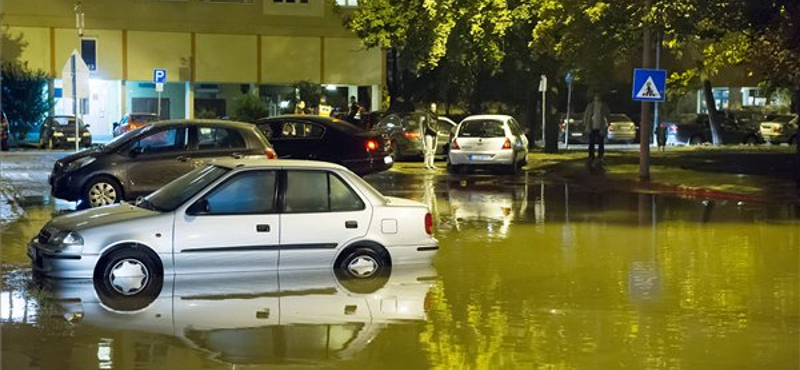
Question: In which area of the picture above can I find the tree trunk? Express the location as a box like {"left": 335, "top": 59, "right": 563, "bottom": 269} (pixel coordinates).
{"left": 703, "top": 79, "right": 722, "bottom": 145}
{"left": 794, "top": 89, "right": 800, "bottom": 198}
{"left": 544, "top": 88, "right": 559, "bottom": 153}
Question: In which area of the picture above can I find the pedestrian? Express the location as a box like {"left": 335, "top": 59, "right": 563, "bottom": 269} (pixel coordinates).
{"left": 294, "top": 100, "right": 307, "bottom": 115}
{"left": 582, "top": 93, "right": 610, "bottom": 168}
{"left": 1, "top": 112, "right": 9, "bottom": 152}
{"left": 317, "top": 96, "right": 332, "bottom": 117}
{"left": 656, "top": 122, "right": 667, "bottom": 151}
{"left": 346, "top": 96, "right": 361, "bottom": 122}
{"left": 423, "top": 103, "right": 439, "bottom": 170}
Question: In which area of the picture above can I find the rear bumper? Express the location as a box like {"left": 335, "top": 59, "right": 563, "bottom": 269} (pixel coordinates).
{"left": 448, "top": 149, "right": 517, "bottom": 166}
{"left": 761, "top": 132, "right": 793, "bottom": 143}
{"left": 342, "top": 154, "right": 394, "bottom": 175}
{"left": 607, "top": 132, "right": 636, "bottom": 142}
{"left": 387, "top": 240, "right": 438, "bottom": 265}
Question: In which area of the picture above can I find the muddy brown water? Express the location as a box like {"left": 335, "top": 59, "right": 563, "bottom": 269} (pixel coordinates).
{"left": 2, "top": 171, "right": 798, "bottom": 369}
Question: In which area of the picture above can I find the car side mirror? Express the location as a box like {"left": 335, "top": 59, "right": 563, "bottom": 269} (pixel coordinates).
{"left": 187, "top": 199, "right": 210, "bottom": 216}
{"left": 84, "top": 124, "right": 91, "bottom": 128}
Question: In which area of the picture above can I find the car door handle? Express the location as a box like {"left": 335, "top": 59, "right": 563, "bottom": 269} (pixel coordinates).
{"left": 256, "top": 224, "right": 271, "bottom": 233}
{"left": 345, "top": 220, "right": 358, "bottom": 229}
{"left": 176, "top": 156, "right": 191, "bottom": 162}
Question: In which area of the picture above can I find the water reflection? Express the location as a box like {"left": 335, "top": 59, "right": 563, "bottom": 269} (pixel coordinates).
{"left": 3, "top": 266, "right": 437, "bottom": 368}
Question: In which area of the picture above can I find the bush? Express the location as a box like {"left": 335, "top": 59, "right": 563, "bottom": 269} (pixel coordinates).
{"left": 232, "top": 93, "right": 269, "bottom": 123}
{"left": 1, "top": 62, "right": 53, "bottom": 140}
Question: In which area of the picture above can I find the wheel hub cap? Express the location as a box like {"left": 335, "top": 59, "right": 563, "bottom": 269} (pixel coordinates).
{"left": 89, "top": 183, "right": 117, "bottom": 207}
{"left": 347, "top": 256, "right": 378, "bottom": 277}
{"left": 109, "top": 259, "right": 149, "bottom": 295}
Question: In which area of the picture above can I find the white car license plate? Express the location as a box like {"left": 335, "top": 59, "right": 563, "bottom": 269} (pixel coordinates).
{"left": 571, "top": 133, "right": 583, "bottom": 137}
{"left": 67, "top": 137, "right": 77, "bottom": 142}
{"left": 384, "top": 156, "right": 393, "bottom": 164}
{"left": 470, "top": 154, "right": 492, "bottom": 161}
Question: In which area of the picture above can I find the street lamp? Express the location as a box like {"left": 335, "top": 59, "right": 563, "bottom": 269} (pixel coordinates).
{"left": 73, "top": 2, "right": 84, "bottom": 151}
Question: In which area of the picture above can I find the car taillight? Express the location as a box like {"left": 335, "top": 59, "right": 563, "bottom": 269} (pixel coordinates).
{"left": 773, "top": 126, "right": 781, "bottom": 133}
{"left": 264, "top": 148, "right": 277, "bottom": 159}
{"left": 403, "top": 132, "right": 421, "bottom": 139}
{"left": 451, "top": 139, "right": 460, "bottom": 150}
{"left": 502, "top": 138, "right": 512, "bottom": 149}
{"left": 365, "top": 139, "right": 379, "bottom": 152}
{"left": 669, "top": 124, "right": 677, "bottom": 132}
{"left": 425, "top": 212, "right": 433, "bottom": 235}
{"left": 608, "top": 125, "right": 615, "bottom": 131}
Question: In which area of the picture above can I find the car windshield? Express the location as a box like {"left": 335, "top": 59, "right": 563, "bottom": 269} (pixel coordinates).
{"left": 458, "top": 120, "right": 506, "bottom": 138}
{"left": 51, "top": 117, "right": 84, "bottom": 127}
{"left": 144, "top": 165, "right": 230, "bottom": 212}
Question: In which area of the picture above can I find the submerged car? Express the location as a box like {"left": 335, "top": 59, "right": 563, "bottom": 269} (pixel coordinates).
{"left": 30, "top": 159, "right": 438, "bottom": 288}
{"left": 373, "top": 112, "right": 455, "bottom": 160}
{"left": 255, "top": 115, "right": 393, "bottom": 175}
{"left": 447, "top": 115, "right": 529, "bottom": 174}
{"left": 49, "top": 119, "right": 276, "bottom": 208}
{"left": 759, "top": 114, "right": 798, "bottom": 145}
{"left": 39, "top": 115, "right": 92, "bottom": 149}
{"left": 664, "top": 113, "right": 761, "bottom": 146}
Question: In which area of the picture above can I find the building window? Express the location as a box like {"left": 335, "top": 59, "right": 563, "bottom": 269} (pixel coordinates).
{"left": 336, "top": 0, "right": 358, "bottom": 6}
{"left": 274, "top": 0, "right": 309, "bottom": 3}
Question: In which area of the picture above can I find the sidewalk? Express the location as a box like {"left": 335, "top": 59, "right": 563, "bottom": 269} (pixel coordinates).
{"left": 530, "top": 146, "right": 799, "bottom": 204}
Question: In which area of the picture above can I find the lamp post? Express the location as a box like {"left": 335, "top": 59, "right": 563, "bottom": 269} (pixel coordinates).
{"left": 73, "top": 2, "right": 85, "bottom": 151}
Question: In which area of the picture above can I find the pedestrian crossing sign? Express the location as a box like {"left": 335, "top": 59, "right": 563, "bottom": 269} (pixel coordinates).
{"left": 632, "top": 68, "right": 666, "bottom": 102}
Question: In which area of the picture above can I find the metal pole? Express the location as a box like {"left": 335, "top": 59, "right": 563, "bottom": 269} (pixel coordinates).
{"left": 71, "top": 54, "right": 79, "bottom": 152}
{"left": 565, "top": 80, "right": 573, "bottom": 149}
{"left": 541, "top": 76, "right": 547, "bottom": 147}
{"left": 653, "top": 32, "right": 661, "bottom": 146}
{"left": 157, "top": 91, "right": 162, "bottom": 118}
{"left": 639, "top": 0, "right": 652, "bottom": 181}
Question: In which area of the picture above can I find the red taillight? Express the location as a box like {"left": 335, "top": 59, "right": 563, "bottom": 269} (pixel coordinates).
{"left": 365, "top": 139, "right": 379, "bottom": 152}
{"left": 451, "top": 139, "right": 460, "bottom": 150}
{"left": 264, "top": 148, "right": 277, "bottom": 159}
{"left": 403, "top": 132, "right": 421, "bottom": 139}
{"left": 502, "top": 138, "right": 512, "bottom": 149}
{"left": 669, "top": 124, "right": 677, "bottom": 132}
{"left": 425, "top": 212, "right": 433, "bottom": 235}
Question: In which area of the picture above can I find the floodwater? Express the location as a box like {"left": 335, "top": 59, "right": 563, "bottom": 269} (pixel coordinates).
{"left": 2, "top": 170, "right": 798, "bottom": 370}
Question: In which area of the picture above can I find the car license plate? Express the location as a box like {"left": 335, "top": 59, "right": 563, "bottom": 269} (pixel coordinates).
{"left": 571, "top": 133, "right": 583, "bottom": 137}
{"left": 67, "top": 137, "right": 77, "bottom": 142}
{"left": 384, "top": 156, "right": 393, "bottom": 165}
{"left": 470, "top": 154, "right": 492, "bottom": 161}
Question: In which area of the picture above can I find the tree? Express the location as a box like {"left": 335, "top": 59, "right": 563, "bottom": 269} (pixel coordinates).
{"left": 1, "top": 62, "right": 53, "bottom": 140}
{"left": 231, "top": 93, "right": 269, "bottom": 123}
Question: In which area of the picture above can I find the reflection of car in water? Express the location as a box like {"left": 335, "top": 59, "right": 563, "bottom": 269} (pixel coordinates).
{"left": 36, "top": 265, "right": 436, "bottom": 366}
{"left": 446, "top": 180, "right": 529, "bottom": 237}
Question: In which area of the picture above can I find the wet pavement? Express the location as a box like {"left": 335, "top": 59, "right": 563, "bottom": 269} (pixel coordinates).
{"left": 1, "top": 160, "right": 799, "bottom": 369}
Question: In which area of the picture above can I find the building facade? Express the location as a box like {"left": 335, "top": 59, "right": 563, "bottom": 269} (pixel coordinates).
{"left": 2, "top": 0, "right": 382, "bottom": 140}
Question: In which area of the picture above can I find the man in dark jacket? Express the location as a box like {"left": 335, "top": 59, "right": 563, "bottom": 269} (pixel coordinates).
{"left": 423, "top": 103, "right": 439, "bottom": 170}
{"left": 582, "top": 93, "right": 611, "bottom": 167}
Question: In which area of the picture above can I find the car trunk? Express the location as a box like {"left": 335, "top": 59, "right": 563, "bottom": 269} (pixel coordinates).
{"left": 456, "top": 120, "right": 508, "bottom": 152}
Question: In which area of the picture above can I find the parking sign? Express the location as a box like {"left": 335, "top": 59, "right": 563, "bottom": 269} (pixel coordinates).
{"left": 153, "top": 69, "right": 167, "bottom": 84}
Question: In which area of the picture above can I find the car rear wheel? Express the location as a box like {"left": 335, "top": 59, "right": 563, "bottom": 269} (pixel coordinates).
{"left": 94, "top": 246, "right": 163, "bottom": 311}
{"left": 689, "top": 136, "right": 704, "bottom": 145}
{"left": 744, "top": 135, "right": 759, "bottom": 145}
{"left": 85, "top": 176, "right": 123, "bottom": 208}
{"left": 334, "top": 246, "right": 391, "bottom": 294}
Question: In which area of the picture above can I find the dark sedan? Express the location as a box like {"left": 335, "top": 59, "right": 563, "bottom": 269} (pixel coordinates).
{"left": 664, "top": 113, "right": 761, "bottom": 146}
{"left": 50, "top": 119, "right": 276, "bottom": 208}
{"left": 255, "top": 115, "right": 393, "bottom": 175}
{"left": 373, "top": 112, "right": 455, "bottom": 160}
{"left": 39, "top": 115, "right": 92, "bottom": 149}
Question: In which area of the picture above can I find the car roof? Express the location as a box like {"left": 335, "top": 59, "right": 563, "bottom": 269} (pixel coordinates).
{"left": 461, "top": 115, "right": 513, "bottom": 122}
{"left": 148, "top": 119, "right": 257, "bottom": 130}
{"left": 259, "top": 114, "right": 365, "bottom": 132}
{"left": 212, "top": 158, "right": 349, "bottom": 172}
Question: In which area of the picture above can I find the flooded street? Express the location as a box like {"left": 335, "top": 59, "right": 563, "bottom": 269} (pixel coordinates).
{"left": 2, "top": 168, "right": 798, "bottom": 369}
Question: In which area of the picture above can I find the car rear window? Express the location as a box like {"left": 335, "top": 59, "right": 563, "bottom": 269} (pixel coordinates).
{"left": 458, "top": 120, "right": 506, "bottom": 138}
{"left": 609, "top": 114, "right": 631, "bottom": 122}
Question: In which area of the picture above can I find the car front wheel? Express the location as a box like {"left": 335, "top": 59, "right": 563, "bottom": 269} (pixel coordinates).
{"left": 84, "top": 176, "right": 123, "bottom": 208}
{"left": 94, "top": 246, "right": 163, "bottom": 311}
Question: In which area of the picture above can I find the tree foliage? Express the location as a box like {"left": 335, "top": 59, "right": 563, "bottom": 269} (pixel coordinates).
{"left": 1, "top": 62, "right": 53, "bottom": 140}
{"left": 231, "top": 93, "right": 269, "bottom": 123}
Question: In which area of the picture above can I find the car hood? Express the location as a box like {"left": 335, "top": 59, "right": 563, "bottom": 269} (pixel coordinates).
{"left": 48, "top": 203, "right": 160, "bottom": 232}
{"left": 57, "top": 145, "right": 105, "bottom": 164}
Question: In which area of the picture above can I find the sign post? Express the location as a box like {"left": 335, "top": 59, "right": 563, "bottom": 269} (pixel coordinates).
{"left": 61, "top": 50, "right": 90, "bottom": 151}
{"left": 153, "top": 69, "right": 167, "bottom": 119}
{"left": 632, "top": 68, "right": 667, "bottom": 181}
{"left": 538, "top": 75, "right": 548, "bottom": 148}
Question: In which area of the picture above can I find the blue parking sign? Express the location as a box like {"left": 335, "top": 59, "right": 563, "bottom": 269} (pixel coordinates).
{"left": 632, "top": 68, "right": 666, "bottom": 102}
{"left": 153, "top": 68, "right": 167, "bottom": 84}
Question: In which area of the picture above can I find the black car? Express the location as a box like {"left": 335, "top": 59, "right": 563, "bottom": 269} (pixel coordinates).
{"left": 664, "top": 113, "right": 761, "bottom": 146}
{"left": 373, "top": 112, "right": 455, "bottom": 160}
{"left": 39, "top": 115, "right": 93, "bottom": 149}
{"left": 50, "top": 119, "right": 276, "bottom": 208}
{"left": 255, "top": 115, "right": 393, "bottom": 175}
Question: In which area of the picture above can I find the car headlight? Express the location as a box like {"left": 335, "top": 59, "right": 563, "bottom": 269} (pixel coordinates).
{"left": 50, "top": 231, "right": 84, "bottom": 247}
{"left": 64, "top": 156, "right": 96, "bottom": 172}
{"left": 53, "top": 132, "right": 64, "bottom": 137}
{"left": 82, "top": 131, "right": 91, "bottom": 137}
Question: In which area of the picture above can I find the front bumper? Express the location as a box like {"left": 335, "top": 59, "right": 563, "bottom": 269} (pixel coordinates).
{"left": 50, "top": 172, "right": 81, "bottom": 201}
{"left": 28, "top": 240, "right": 97, "bottom": 279}
{"left": 52, "top": 136, "right": 92, "bottom": 148}
{"left": 761, "top": 132, "right": 792, "bottom": 143}
{"left": 448, "top": 149, "right": 516, "bottom": 166}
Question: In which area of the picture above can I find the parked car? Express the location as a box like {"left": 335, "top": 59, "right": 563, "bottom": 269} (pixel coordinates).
{"left": 558, "top": 113, "right": 587, "bottom": 144}
{"left": 373, "top": 112, "right": 456, "bottom": 160}
{"left": 49, "top": 119, "right": 276, "bottom": 208}
{"left": 664, "top": 113, "right": 762, "bottom": 146}
{"left": 39, "top": 115, "right": 92, "bottom": 149}
{"left": 255, "top": 115, "right": 393, "bottom": 175}
{"left": 447, "top": 115, "right": 529, "bottom": 174}
{"left": 36, "top": 265, "right": 436, "bottom": 365}
{"left": 607, "top": 113, "right": 638, "bottom": 143}
{"left": 113, "top": 112, "right": 159, "bottom": 137}
{"left": 30, "top": 158, "right": 438, "bottom": 290}
{"left": 1, "top": 111, "right": 9, "bottom": 151}
{"left": 759, "top": 114, "right": 798, "bottom": 145}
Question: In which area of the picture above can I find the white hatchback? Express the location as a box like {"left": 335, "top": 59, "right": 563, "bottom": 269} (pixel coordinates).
{"left": 447, "top": 115, "right": 529, "bottom": 174}
{"left": 29, "top": 159, "right": 438, "bottom": 297}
